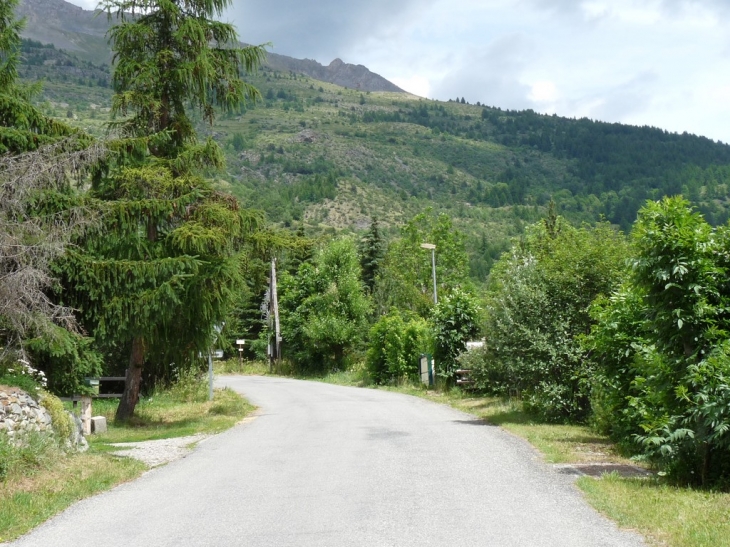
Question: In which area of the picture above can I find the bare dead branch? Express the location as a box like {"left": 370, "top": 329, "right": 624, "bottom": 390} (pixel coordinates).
{"left": 0, "top": 137, "right": 108, "bottom": 343}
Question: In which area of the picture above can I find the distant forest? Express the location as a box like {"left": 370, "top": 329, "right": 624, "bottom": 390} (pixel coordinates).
{"left": 357, "top": 103, "right": 730, "bottom": 229}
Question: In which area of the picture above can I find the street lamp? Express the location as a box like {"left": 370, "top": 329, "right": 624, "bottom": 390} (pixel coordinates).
{"left": 420, "top": 243, "right": 437, "bottom": 305}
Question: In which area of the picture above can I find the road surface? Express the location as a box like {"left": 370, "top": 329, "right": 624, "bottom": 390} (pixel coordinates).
{"left": 8, "top": 376, "right": 645, "bottom": 546}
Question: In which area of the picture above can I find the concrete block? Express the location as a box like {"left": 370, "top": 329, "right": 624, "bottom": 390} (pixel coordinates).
{"left": 90, "top": 416, "right": 107, "bottom": 434}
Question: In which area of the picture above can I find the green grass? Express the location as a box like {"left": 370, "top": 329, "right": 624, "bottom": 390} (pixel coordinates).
{"left": 90, "top": 386, "right": 254, "bottom": 444}
{"left": 579, "top": 474, "right": 730, "bottom": 547}
{"left": 0, "top": 450, "right": 145, "bottom": 543}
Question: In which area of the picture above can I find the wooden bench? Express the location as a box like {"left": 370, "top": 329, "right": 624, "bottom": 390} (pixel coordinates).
{"left": 60, "top": 377, "right": 127, "bottom": 407}
{"left": 455, "top": 369, "right": 474, "bottom": 387}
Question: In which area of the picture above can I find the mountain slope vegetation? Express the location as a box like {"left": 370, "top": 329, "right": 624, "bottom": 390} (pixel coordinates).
{"left": 16, "top": 38, "right": 730, "bottom": 281}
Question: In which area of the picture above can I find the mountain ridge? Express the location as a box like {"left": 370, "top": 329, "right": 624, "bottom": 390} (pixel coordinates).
{"left": 17, "top": 0, "right": 405, "bottom": 93}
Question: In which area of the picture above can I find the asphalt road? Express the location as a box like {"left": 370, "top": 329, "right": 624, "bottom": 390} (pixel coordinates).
{"left": 9, "top": 376, "right": 645, "bottom": 546}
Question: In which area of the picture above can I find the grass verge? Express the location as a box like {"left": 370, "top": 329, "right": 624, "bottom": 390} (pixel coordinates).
{"left": 580, "top": 474, "right": 730, "bottom": 547}
{"left": 1, "top": 378, "right": 254, "bottom": 543}
{"left": 90, "top": 386, "right": 254, "bottom": 444}
{"left": 0, "top": 453, "right": 144, "bottom": 543}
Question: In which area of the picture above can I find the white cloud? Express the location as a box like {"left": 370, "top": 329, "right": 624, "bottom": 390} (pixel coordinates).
{"left": 529, "top": 81, "right": 559, "bottom": 104}
{"left": 390, "top": 75, "right": 431, "bottom": 98}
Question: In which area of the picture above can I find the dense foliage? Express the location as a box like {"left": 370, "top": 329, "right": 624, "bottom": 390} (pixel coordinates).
{"left": 278, "top": 238, "right": 370, "bottom": 373}
{"left": 587, "top": 197, "right": 730, "bottom": 487}
{"left": 469, "top": 215, "right": 628, "bottom": 421}
{"left": 366, "top": 310, "right": 432, "bottom": 383}
{"left": 431, "top": 288, "right": 481, "bottom": 381}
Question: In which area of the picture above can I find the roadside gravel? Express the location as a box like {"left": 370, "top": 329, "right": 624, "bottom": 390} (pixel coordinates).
{"left": 109, "top": 434, "right": 209, "bottom": 467}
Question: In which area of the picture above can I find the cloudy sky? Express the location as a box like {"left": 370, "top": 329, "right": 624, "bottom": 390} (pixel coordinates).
{"left": 69, "top": 0, "right": 730, "bottom": 143}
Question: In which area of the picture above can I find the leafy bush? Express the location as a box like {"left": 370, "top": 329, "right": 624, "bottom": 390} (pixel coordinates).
{"left": 586, "top": 197, "right": 730, "bottom": 486}
{"left": 24, "top": 326, "right": 103, "bottom": 396}
{"left": 366, "top": 311, "right": 433, "bottom": 383}
{"left": 472, "top": 217, "right": 627, "bottom": 422}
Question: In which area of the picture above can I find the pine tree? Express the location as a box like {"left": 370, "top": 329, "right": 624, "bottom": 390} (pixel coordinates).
{"left": 359, "top": 216, "right": 384, "bottom": 293}
{"left": 103, "top": 0, "right": 266, "bottom": 162}
{"left": 0, "top": 0, "right": 76, "bottom": 153}
{"left": 62, "top": 0, "right": 267, "bottom": 420}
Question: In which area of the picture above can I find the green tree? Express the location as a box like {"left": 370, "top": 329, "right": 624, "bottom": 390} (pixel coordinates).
{"left": 587, "top": 197, "right": 730, "bottom": 485}
{"left": 0, "top": 0, "right": 103, "bottom": 390}
{"left": 0, "top": 0, "right": 75, "bottom": 153}
{"left": 359, "top": 216, "right": 384, "bottom": 293}
{"left": 231, "top": 132, "right": 246, "bottom": 153}
{"left": 473, "top": 218, "right": 628, "bottom": 421}
{"left": 62, "top": 0, "right": 266, "bottom": 420}
{"left": 279, "top": 238, "right": 370, "bottom": 373}
{"left": 103, "top": 0, "right": 266, "bottom": 160}
{"left": 431, "top": 288, "right": 481, "bottom": 381}
{"left": 373, "top": 210, "right": 470, "bottom": 317}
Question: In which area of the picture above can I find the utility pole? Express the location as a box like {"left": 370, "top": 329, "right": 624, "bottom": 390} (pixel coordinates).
{"left": 268, "top": 258, "right": 281, "bottom": 373}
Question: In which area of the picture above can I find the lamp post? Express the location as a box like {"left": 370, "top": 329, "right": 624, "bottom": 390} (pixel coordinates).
{"left": 420, "top": 243, "right": 437, "bottom": 305}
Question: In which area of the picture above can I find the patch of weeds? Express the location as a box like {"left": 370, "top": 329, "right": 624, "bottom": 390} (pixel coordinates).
{"left": 0, "top": 430, "right": 59, "bottom": 481}
{"left": 166, "top": 368, "right": 208, "bottom": 403}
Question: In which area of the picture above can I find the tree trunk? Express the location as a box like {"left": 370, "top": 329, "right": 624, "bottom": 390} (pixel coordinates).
{"left": 115, "top": 337, "right": 145, "bottom": 422}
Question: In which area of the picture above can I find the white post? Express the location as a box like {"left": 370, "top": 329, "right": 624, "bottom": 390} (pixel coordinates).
{"left": 431, "top": 247, "right": 438, "bottom": 305}
{"left": 208, "top": 351, "right": 214, "bottom": 401}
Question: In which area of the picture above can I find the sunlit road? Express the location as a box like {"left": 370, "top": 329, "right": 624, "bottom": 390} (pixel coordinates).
{"left": 9, "top": 376, "right": 644, "bottom": 546}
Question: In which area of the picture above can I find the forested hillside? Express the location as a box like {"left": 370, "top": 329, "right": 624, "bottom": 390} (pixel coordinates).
{"left": 18, "top": 39, "right": 730, "bottom": 280}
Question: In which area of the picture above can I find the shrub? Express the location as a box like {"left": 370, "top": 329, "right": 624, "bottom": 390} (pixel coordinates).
{"left": 472, "top": 218, "right": 627, "bottom": 422}
{"left": 40, "top": 391, "right": 74, "bottom": 443}
{"left": 587, "top": 197, "right": 730, "bottom": 486}
{"left": 432, "top": 288, "right": 481, "bottom": 381}
{"left": 367, "top": 311, "right": 433, "bottom": 383}
{"left": 24, "top": 327, "right": 103, "bottom": 396}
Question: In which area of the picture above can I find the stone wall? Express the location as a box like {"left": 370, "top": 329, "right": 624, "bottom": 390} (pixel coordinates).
{"left": 0, "top": 387, "right": 87, "bottom": 450}
{"left": 0, "top": 388, "right": 53, "bottom": 440}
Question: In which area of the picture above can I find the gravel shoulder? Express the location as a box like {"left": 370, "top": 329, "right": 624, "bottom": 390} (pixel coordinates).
{"left": 109, "top": 434, "right": 210, "bottom": 467}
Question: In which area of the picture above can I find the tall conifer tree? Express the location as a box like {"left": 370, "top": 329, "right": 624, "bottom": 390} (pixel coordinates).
{"left": 63, "top": 0, "right": 266, "bottom": 420}
{"left": 359, "top": 216, "right": 384, "bottom": 293}
{"left": 0, "top": 0, "right": 76, "bottom": 152}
